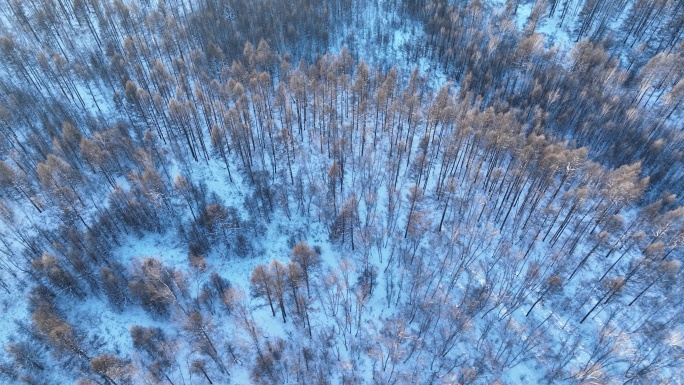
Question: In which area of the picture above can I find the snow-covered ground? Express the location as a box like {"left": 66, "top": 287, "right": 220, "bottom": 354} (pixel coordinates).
{"left": 0, "top": 0, "right": 682, "bottom": 384}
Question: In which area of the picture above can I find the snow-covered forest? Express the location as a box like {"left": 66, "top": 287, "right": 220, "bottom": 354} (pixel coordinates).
{"left": 0, "top": 0, "right": 683, "bottom": 383}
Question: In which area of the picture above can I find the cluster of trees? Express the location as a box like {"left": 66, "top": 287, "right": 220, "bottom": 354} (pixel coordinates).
{"left": 408, "top": 0, "right": 684, "bottom": 201}
{"left": 0, "top": 0, "right": 681, "bottom": 384}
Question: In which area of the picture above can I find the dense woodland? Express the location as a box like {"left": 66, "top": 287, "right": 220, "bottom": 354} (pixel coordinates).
{"left": 0, "top": 0, "right": 683, "bottom": 384}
